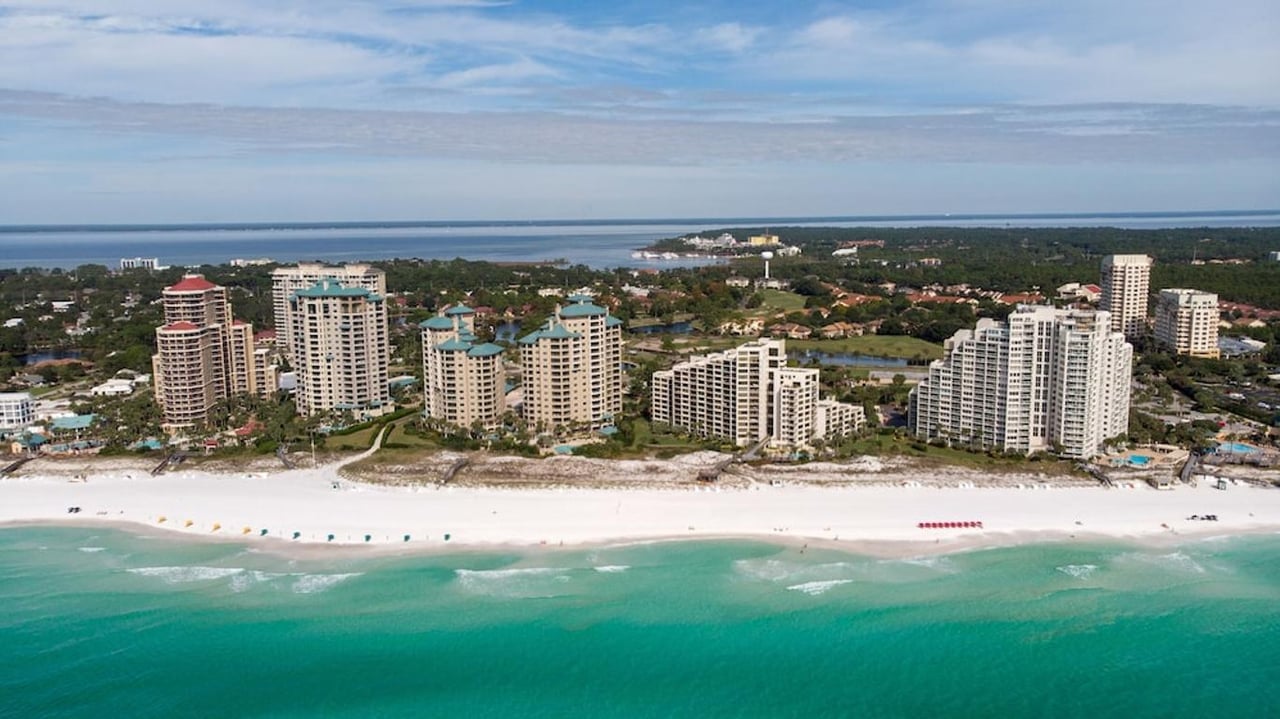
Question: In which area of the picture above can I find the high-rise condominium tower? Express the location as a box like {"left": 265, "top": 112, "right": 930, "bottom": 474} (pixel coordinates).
{"left": 151, "top": 275, "right": 256, "bottom": 429}
{"left": 271, "top": 264, "right": 385, "bottom": 361}
{"left": 518, "top": 296, "right": 623, "bottom": 431}
{"left": 421, "top": 305, "right": 506, "bottom": 429}
{"left": 1100, "top": 254, "right": 1152, "bottom": 340}
{"left": 651, "top": 338, "right": 864, "bottom": 448}
{"left": 288, "top": 279, "right": 391, "bottom": 418}
{"left": 909, "top": 306, "right": 1131, "bottom": 459}
{"left": 1154, "top": 289, "right": 1220, "bottom": 358}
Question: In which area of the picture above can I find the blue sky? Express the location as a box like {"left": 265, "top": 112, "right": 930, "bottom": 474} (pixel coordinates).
{"left": 0, "top": 0, "right": 1276, "bottom": 222}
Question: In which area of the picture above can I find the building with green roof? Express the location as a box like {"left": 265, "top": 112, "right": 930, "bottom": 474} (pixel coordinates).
{"left": 421, "top": 305, "right": 506, "bottom": 429}
{"left": 288, "top": 279, "right": 391, "bottom": 419}
{"left": 519, "top": 297, "right": 623, "bottom": 431}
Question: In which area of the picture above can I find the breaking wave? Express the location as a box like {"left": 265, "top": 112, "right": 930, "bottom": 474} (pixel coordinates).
{"left": 787, "top": 579, "right": 854, "bottom": 596}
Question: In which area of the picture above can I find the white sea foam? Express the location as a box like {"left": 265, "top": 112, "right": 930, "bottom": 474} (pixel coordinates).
{"left": 229, "top": 570, "right": 293, "bottom": 593}
{"left": 889, "top": 556, "right": 957, "bottom": 573}
{"left": 734, "top": 558, "right": 860, "bottom": 585}
{"left": 592, "top": 565, "right": 630, "bottom": 573}
{"left": 77, "top": 547, "right": 106, "bottom": 553}
{"left": 127, "top": 566, "right": 245, "bottom": 583}
{"left": 1056, "top": 564, "right": 1098, "bottom": 579}
{"left": 291, "top": 572, "right": 362, "bottom": 594}
{"left": 454, "top": 567, "right": 572, "bottom": 598}
{"left": 783, "top": 575, "right": 855, "bottom": 593}
{"left": 456, "top": 567, "right": 564, "bottom": 580}
{"left": 786, "top": 579, "right": 854, "bottom": 596}
{"left": 1119, "top": 551, "right": 1207, "bottom": 574}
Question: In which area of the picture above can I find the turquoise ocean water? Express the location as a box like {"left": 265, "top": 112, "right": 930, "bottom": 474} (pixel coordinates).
{"left": 2, "top": 527, "right": 1277, "bottom": 718}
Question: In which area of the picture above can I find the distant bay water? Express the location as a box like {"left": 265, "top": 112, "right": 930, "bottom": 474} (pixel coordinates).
{"left": 2, "top": 527, "right": 1277, "bottom": 718}
{"left": 1, "top": 210, "right": 1277, "bottom": 270}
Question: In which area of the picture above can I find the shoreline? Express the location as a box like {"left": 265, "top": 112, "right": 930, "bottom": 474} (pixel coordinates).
{"left": 3, "top": 456, "right": 1277, "bottom": 560}
{"left": 3, "top": 516, "right": 1276, "bottom": 562}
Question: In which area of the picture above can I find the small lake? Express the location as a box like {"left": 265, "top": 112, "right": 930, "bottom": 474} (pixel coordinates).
{"left": 23, "top": 349, "right": 84, "bottom": 365}
{"left": 628, "top": 321, "right": 693, "bottom": 335}
{"left": 789, "top": 350, "right": 908, "bottom": 367}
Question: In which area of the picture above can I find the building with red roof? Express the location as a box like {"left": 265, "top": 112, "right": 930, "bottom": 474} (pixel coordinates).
{"left": 152, "top": 275, "right": 265, "bottom": 431}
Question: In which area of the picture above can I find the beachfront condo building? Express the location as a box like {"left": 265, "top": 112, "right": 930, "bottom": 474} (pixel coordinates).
{"left": 651, "top": 338, "right": 865, "bottom": 448}
{"left": 1100, "top": 254, "right": 1152, "bottom": 340}
{"left": 421, "top": 305, "right": 506, "bottom": 429}
{"left": 151, "top": 275, "right": 256, "bottom": 430}
{"left": 288, "top": 279, "right": 392, "bottom": 419}
{"left": 908, "top": 306, "right": 1131, "bottom": 459}
{"left": 272, "top": 264, "right": 386, "bottom": 361}
{"left": 519, "top": 296, "right": 623, "bottom": 431}
{"left": 1154, "top": 289, "right": 1220, "bottom": 358}
{"left": 252, "top": 347, "right": 279, "bottom": 398}
{"left": 0, "top": 392, "right": 34, "bottom": 433}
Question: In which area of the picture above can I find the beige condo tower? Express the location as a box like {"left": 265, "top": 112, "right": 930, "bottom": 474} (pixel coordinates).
{"left": 1100, "top": 254, "right": 1153, "bottom": 340}
{"left": 1154, "top": 288, "right": 1220, "bottom": 358}
{"left": 421, "top": 304, "right": 507, "bottom": 429}
{"left": 272, "top": 263, "right": 386, "bottom": 361}
{"left": 151, "top": 275, "right": 256, "bottom": 430}
{"left": 519, "top": 296, "right": 623, "bottom": 431}
{"left": 651, "top": 337, "right": 864, "bottom": 448}
{"left": 288, "top": 279, "right": 392, "bottom": 419}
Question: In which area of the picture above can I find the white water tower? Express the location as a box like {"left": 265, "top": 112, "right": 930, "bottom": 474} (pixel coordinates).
{"left": 761, "top": 251, "right": 774, "bottom": 280}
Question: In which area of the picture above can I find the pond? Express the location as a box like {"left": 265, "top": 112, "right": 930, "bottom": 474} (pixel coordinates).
{"left": 628, "top": 321, "right": 693, "bottom": 335}
{"left": 789, "top": 350, "right": 908, "bottom": 367}
{"left": 494, "top": 322, "right": 522, "bottom": 342}
{"left": 23, "top": 349, "right": 84, "bottom": 365}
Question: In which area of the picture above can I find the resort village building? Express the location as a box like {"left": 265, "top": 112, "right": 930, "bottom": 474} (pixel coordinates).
{"left": 908, "top": 306, "right": 1132, "bottom": 459}
{"left": 1100, "top": 254, "right": 1152, "bottom": 340}
{"left": 1154, "top": 289, "right": 1220, "bottom": 358}
{"left": 288, "top": 279, "right": 391, "bottom": 419}
{"left": 272, "top": 263, "right": 386, "bottom": 361}
{"left": 651, "top": 338, "right": 865, "bottom": 449}
{"left": 151, "top": 275, "right": 256, "bottom": 430}
{"left": 421, "top": 305, "right": 506, "bottom": 429}
{"left": 519, "top": 296, "right": 623, "bottom": 431}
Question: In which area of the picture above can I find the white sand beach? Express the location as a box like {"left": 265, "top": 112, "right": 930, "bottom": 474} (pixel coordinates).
{"left": 2, "top": 455, "right": 1277, "bottom": 555}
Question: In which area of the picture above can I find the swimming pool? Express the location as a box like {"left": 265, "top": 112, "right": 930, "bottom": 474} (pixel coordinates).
{"left": 1128, "top": 454, "right": 1152, "bottom": 466}
{"left": 1217, "top": 442, "right": 1260, "bottom": 454}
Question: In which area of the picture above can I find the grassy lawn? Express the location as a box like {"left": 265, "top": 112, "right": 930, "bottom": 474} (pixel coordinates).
{"left": 790, "top": 336, "right": 944, "bottom": 361}
{"left": 757, "top": 289, "right": 807, "bottom": 312}
{"left": 325, "top": 424, "right": 384, "bottom": 451}
{"left": 383, "top": 421, "right": 438, "bottom": 449}
{"left": 628, "top": 312, "right": 696, "bottom": 329}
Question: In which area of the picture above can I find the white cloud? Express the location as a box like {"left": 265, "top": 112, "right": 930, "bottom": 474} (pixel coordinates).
{"left": 435, "top": 58, "right": 559, "bottom": 89}
{"left": 2, "top": 91, "right": 1274, "bottom": 167}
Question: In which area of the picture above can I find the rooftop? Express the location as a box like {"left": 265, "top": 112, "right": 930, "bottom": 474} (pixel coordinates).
{"left": 166, "top": 275, "right": 218, "bottom": 292}
{"left": 559, "top": 301, "right": 609, "bottom": 318}
{"left": 294, "top": 279, "right": 374, "bottom": 299}
{"left": 420, "top": 316, "right": 455, "bottom": 330}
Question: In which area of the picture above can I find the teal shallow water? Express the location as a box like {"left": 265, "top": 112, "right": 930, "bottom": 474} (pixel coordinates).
{"left": 1, "top": 528, "right": 1277, "bottom": 718}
